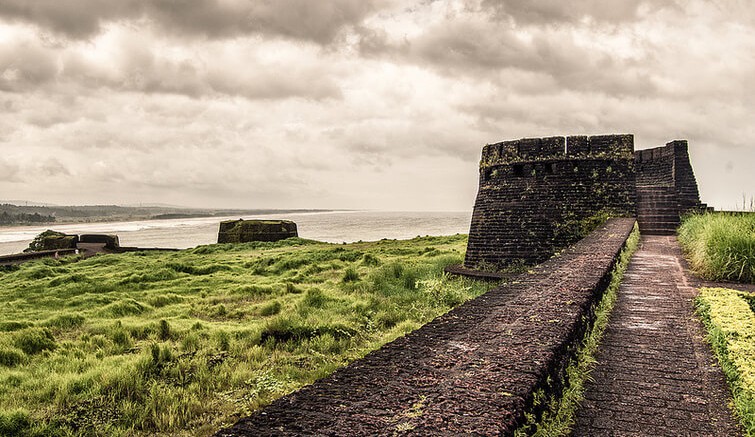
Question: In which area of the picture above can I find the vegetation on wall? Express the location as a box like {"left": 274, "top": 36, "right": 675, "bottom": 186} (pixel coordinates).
{"left": 678, "top": 212, "right": 755, "bottom": 283}
{"left": 0, "top": 235, "right": 492, "bottom": 436}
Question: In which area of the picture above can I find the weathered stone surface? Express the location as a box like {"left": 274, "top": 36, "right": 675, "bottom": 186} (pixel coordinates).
{"left": 215, "top": 219, "right": 636, "bottom": 437}
{"left": 465, "top": 134, "right": 706, "bottom": 269}
{"left": 572, "top": 236, "right": 741, "bottom": 436}
{"left": 217, "top": 219, "right": 298, "bottom": 244}
{"left": 634, "top": 140, "right": 706, "bottom": 235}
{"left": 466, "top": 134, "right": 636, "bottom": 269}
{"left": 79, "top": 234, "right": 120, "bottom": 249}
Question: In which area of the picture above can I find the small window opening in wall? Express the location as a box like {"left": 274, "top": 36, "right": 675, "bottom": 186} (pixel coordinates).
{"left": 545, "top": 163, "right": 555, "bottom": 174}
{"left": 513, "top": 164, "right": 524, "bottom": 177}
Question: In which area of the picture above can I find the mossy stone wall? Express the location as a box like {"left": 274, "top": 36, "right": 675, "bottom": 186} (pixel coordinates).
{"left": 217, "top": 220, "right": 298, "bottom": 244}
{"left": 465, "top": 134, "right": 636, "bottom": 269}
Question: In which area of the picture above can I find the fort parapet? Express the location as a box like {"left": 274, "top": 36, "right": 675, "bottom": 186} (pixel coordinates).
{"left": 465, "top": 134, "right": 705, "bottom": 269}
{"left": 466, "top": 134, "right": 637, "bottom": 269}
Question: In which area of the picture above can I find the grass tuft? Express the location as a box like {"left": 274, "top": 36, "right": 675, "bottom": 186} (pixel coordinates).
{"left": 678, "top": 212, "right": 755, "bottom": 283}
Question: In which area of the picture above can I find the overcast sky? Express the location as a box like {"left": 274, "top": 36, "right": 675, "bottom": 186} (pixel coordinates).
{"left": 0, "top": 0, "right": 753, "bottom": 211}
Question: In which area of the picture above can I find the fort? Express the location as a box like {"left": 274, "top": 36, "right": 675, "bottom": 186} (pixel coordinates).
{"left": 464, "top": 134, "right": 705, "bottom": 269}
{"left": 217, "top": 134, "right": 740, "bottom": 436}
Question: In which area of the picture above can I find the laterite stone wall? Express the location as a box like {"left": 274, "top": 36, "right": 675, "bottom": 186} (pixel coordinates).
{"left": 217, "top": 219, "right": 298, "bottom": 244}
{"left": 464, "top": 134, "right": 636, "bottom": 269}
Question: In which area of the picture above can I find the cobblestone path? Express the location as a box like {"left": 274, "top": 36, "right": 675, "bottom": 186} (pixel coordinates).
{"left": 572, "top": 235, "right": 740, "bottom": 436}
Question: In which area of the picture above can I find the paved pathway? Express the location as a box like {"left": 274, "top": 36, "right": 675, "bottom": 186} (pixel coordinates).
{"left": 572, "top": 235, "right": 740, "bottom": 436}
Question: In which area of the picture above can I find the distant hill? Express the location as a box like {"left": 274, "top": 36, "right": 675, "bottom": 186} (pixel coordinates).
{"left": 0, "top": 203, "right": 334, "bottom": 227}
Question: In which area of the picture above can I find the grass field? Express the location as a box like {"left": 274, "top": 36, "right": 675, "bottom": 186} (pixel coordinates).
{"left": 696, "top": 287, "right": 755, "bottom": 435}
{"left": 678, "top": 212, "right": 755, "bottom": 283}
{"left": 0, "top": 235, "right": 493, "bottom": 436}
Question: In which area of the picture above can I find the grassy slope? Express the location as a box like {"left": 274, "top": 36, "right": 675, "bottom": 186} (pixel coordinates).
{"left": 0, "top": 235, "right": 493, "bottom": 436}
{"left": 696, "top": 288, "right": 755, "bottom": 436}
{"left": 678, "top": 212, "right": 755, "bottom": 283}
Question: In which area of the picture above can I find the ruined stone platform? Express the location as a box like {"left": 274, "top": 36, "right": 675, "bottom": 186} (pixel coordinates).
{"left": 572, "top": 235, "right": 740, "bottom": 436}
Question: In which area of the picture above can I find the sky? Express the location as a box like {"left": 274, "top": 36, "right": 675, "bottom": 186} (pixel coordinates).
{"left": 0, "top": 0, "right": 753, "bottom": 211}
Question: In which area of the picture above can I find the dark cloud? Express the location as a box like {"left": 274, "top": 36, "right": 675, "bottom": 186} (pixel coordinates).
{"left": 481, "top": 0, "right": 679, "bottom": 24}
{"left": 0, "top": 42, "right": 59, "bottom": 92}
{"left": 360, "top": 17, "right": 659, "bottom": 97}
{"left": 0, "top": 0, "right": 382, "bottom": 43}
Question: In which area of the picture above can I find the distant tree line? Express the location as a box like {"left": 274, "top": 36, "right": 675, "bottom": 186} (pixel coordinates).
{"left": 0, "top": 211, "right": 55, "bottom": 225}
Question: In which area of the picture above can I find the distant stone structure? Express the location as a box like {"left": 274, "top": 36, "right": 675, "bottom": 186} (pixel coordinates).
{"left": 464, "top": 134, "right": 704, "bottom": 269}
{"left": 25, "top": 230, "right": 79, "bottom": 252}
{"left": 79, "top": 234, "right": 120, "bottom": 249}
{"left": 217, "top": 219, "right": 298, "bottom": 244}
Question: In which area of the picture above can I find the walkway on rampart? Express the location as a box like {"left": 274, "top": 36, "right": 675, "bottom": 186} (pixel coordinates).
{"left": 572, "top": 236, "right": 740, "bottom": 436}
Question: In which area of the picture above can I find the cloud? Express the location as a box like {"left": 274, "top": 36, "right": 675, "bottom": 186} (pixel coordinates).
{"left": 1, "top": 27, "right": 345, "bottom": 101}
{"left": 480, "top": 0, "right": 679, "bottom": 24}
{"left": 0, "top": 0, "right": 753, "bottom": 211}
{"left": 0, "top": 42, "right": 59, "bottom": 92}
{"left": 0, "top": 0, "right": 383, "bottom": 43}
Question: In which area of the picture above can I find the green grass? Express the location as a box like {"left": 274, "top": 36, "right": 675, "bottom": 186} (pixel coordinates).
{"left": 515, "top": 223, "right": 640, "bottom": 436}
{"left": 0, "top": 235, "right": 493, "bottom": 436}
{"left": 678, "top": 212, "right": 755, "bottom": 283}
{"left": 696, "top": 287, "right": 755, "bottom": 436}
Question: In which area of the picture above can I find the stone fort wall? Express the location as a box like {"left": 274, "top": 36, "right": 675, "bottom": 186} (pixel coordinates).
{"left": 634, "top": 140, "right": 703, "bottom": 213}
{"left": 464, "top": 134, "right": 636, "bottom": 268}
{"left": 465, "top": 134, "right": 705, "bottom": 269}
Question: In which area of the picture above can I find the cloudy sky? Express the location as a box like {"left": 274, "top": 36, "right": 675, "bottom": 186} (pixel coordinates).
{"left": 0, "top": 0, "right": 752, "bottom": 211}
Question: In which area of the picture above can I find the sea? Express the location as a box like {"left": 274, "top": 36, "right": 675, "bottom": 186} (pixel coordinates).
{"left": 0, "top": 211, "right": 472, "bottom": 256}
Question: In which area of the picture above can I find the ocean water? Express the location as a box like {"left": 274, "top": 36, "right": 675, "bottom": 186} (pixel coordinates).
{"left": 0, "top": 211, "right": 472, "bottom": 256}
